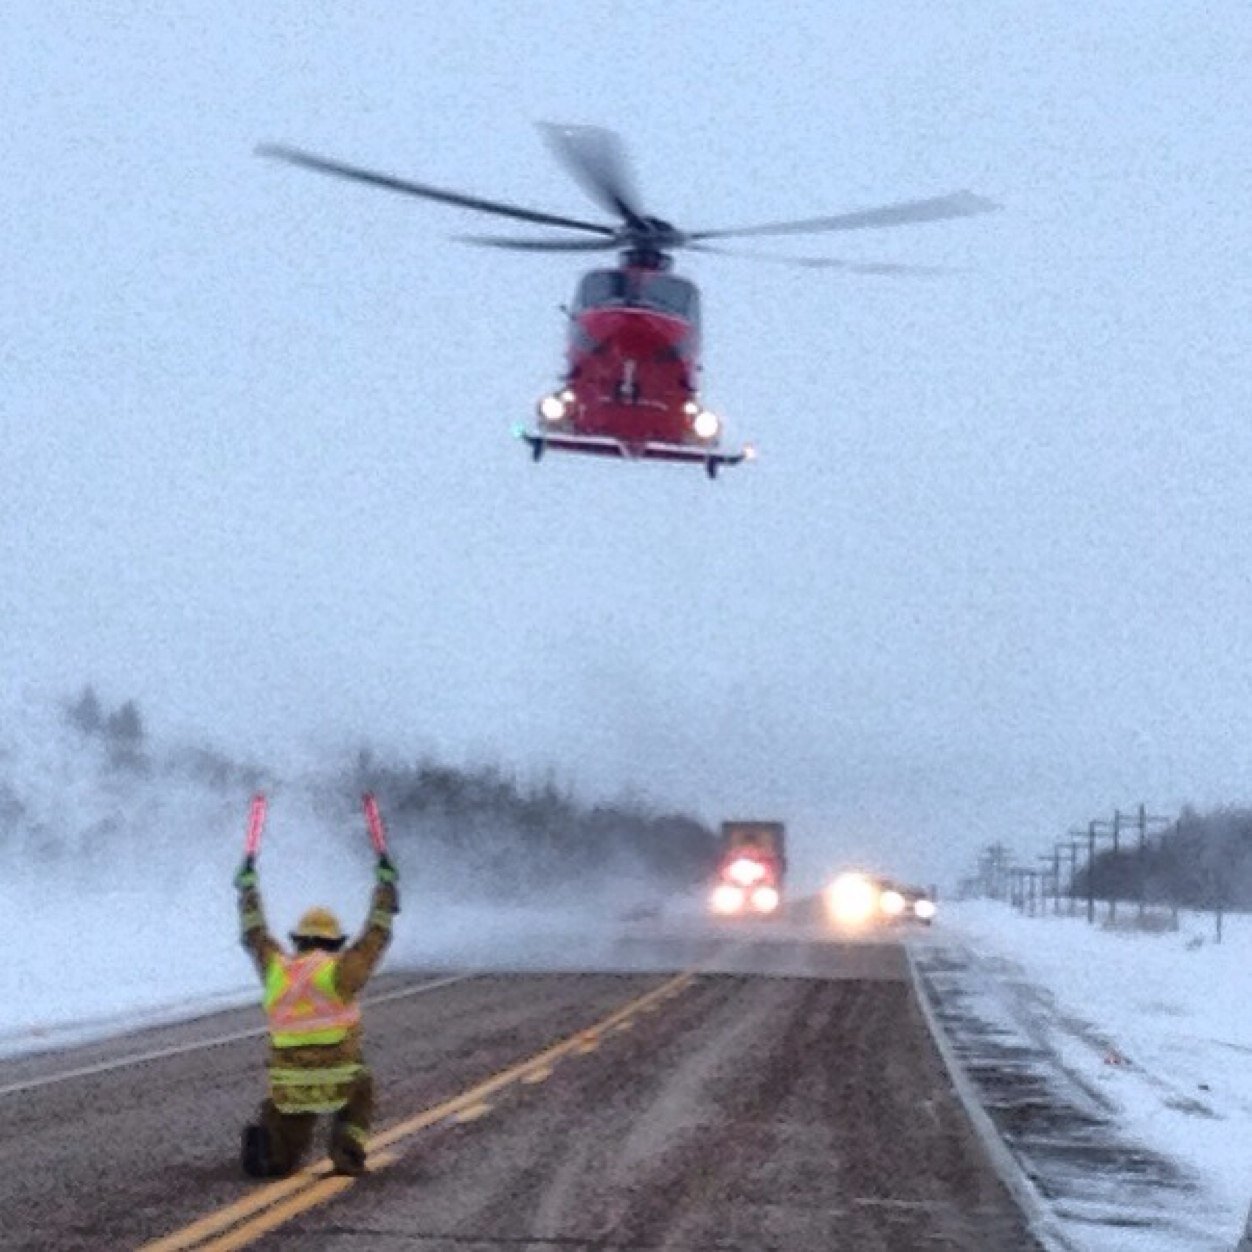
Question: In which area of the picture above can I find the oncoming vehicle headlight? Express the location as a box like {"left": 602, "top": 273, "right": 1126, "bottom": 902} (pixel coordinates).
{"left": 825, "top": 872, "right": 878, "bottom": 926}
{"left": 913, "top": 898, "right": 937, "bottom": 921}
{"left": 538, "top": 393, "right": 568, "bottom": 422}
{"left": 879, "top": 889, "right": 906, "bottom": 917}
{"left": 693, "top": 409, "right": 721, "bottom": 440}
{"left": 750, "top": 885, "right": 780, "bottom": 914}
{"left": 711, "top": 883, "right": 746, "bottom": 915}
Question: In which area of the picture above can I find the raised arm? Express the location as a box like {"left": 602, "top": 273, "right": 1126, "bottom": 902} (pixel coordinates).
{"left": 235, "top": 857, "right": 281, "bottom": 977}
{"left": 335, "top": 857, "right": 400, "bottom": 999}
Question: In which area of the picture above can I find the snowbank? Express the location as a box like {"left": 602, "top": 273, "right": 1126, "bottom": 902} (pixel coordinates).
{"left": 943, "top": 900, "right": 1252, "bottom": 1242}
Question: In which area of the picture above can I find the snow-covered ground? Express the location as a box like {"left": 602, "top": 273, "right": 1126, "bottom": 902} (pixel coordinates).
{"left": 929, "top": 901, "right": 1252, "bottom": 1250}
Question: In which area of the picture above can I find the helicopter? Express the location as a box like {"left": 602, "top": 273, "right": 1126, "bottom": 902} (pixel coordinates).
{"left": 258, "top": 125, "right": 997, "bottom": 479}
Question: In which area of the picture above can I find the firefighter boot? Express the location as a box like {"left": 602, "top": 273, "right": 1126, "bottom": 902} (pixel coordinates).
{"left": 241, "top": 1123, "right": 273, "bottom": 1178}
{"left": 329, "top": 1119, "right": 367, "bottom": 1176}
{"left": 243, "top": 1100, "right": 316, "bottom": 1178}
{"left": 329, "top": 1072, "right": 373, "bottom": 1176}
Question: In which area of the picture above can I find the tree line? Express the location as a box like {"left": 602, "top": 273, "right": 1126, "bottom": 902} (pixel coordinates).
{"left": 50, "top": 687, "right": 719, "bottom": 899}
{"left": 1079, "top": 806, "right": 1252, "bottom": 911}
{"left": 348, "top": 753, "right": 719, "bottom": 900}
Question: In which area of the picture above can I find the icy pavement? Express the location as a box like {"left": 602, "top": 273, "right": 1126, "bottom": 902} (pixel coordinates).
{"left": 914, "top": 902, "right": 1252, "bottom": 1250}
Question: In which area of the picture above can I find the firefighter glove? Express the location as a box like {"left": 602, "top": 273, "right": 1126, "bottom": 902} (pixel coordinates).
{"left": 376, "top": 855, "right": 398, "bottom": 885}
{"left": 234, "top": 857, "right": 258, "bottom": 891}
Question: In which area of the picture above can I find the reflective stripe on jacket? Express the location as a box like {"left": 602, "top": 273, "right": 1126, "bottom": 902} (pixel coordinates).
{"left": 268, "top": 1061, "right": 364, "bottom": 1114}
{"left": 263, "top": 952, "right": 362, "bottom": 1048}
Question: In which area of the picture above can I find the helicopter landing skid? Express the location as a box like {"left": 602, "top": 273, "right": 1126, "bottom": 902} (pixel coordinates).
{"left": 518, "top": 430, "right": 753, "bottom": 479}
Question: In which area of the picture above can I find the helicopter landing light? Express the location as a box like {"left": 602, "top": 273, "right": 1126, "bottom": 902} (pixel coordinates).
{"left": 693, "top": 409, "right": 721, "bottom": 440}
{"left": 538, "top": 394, "right": 568, "bottom": 422}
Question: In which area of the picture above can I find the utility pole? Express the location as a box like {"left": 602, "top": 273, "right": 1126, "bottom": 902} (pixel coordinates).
{"left": 1039, "top": 852, "right": 1058, "bottom": 916}
{"left": 1135, "top": 804, "right": 1173, "bottom": 923}
{"left": 1050, "top": 843, "right": 1065, "bottom": 915}
{"left": 1169, "top": 815, "right": 1182, "bottom": 930}
{"left": 1072, "top": 821, "right": 1115, "bottom": 925}
{"left": 1065, "top": 839, "right": 1082, "bottom": 916}
{"left": 978, "top": 841, "right": 1011, "bottom": 900}
{"left": 989, "top": 841, "right": 1010, "bottom": 901}
{"left": 1016, "top": 866, "right": 1033, "bottom": 914}
{"left": 1109, "top": 809, "right": 1122, "bottom": 924}
{"left": 1087, "top": 821, "right": 1098, "bottom": 924}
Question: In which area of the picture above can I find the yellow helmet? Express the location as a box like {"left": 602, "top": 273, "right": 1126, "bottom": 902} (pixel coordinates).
{"left": 290, "top": 906, "right": 345, "bottom": 944}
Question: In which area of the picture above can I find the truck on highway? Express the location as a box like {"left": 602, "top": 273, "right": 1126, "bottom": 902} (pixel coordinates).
{"left": 709, "top": 820, "right": 786, "bottom": 917}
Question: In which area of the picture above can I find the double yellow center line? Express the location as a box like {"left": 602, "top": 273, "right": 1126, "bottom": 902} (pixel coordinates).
{"left": 140, "top": 971, "right": 695, "bottom": 1251}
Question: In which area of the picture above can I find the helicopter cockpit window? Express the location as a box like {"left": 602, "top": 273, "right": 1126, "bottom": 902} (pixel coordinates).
{"left": 643, "top": 275, "right": 699, "bottom": 321}
{"left": 576, "top": 271, "right": 627, "bottom": 309}
{"left": 575, "top": 271, "right": 699, "bottom": 323}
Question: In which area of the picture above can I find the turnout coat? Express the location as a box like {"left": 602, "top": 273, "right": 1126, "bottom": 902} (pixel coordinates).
{"left": 238, "top": 879, "right": 398, "bottom": 1112}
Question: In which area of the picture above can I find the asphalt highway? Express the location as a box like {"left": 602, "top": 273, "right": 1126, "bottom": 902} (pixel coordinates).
{"left": 0, "top": 925, "right": 1037, "bottom": 1250}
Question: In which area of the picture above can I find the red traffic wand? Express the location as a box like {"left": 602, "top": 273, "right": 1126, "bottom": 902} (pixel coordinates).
{"left": 362, "top": 793, "right": 389, "bottom": 857}
{"left": 244, "top": 793, "right": 268, "bottom": 860}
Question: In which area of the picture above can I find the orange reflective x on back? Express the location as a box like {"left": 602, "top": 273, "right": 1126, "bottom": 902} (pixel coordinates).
{"left": 264, "top": 951, "right": 361, "bottom": 1047}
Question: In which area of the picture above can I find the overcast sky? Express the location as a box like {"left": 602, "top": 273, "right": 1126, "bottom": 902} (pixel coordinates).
{"left": 4, "top": 2, "right": 1251, "bottom": 887}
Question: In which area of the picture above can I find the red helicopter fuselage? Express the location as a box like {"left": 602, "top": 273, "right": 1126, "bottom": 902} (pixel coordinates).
{"left": 525, "top": 262, "right": 750, "bottom": 475}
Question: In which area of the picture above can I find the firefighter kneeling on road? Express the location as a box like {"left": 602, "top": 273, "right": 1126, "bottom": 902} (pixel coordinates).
{"left": 235, "top": 851, "right": 399, "bottom": 1178}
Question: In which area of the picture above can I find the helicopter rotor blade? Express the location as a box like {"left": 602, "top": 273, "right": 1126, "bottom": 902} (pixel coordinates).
{"left": 257, "top": 143, "right": 617, "bottom": 236}
{"left": 456, "top": 233, "right": 620, "bottom": 252}
{"left": 538, "top": 124, "right": 649, "bottom": 231}
{"left": 688, "top": 190, "right": 1000, "bottom": 242}
{"left": 687, "top": 242, "right": 957, "bottom": 275}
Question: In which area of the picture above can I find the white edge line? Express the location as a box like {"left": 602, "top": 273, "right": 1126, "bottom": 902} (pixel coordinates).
{"left": 904, "top": 942, "right": 1077, "bottom": 1252}
{"left": 0, "top": 973, "right": 472, "bottom": 1098}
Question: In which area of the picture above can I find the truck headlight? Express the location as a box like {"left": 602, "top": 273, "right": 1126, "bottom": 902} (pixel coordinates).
{"left": 726, "top": 857, "right": 766, "bottom": 886}
{"left": 913, "top": 898, "right": 937, "bottom": 921}
{"left": 711, "top": 884, "right": 745, "bottom": 915}
{"left": 751, "top": 885, "right": 780, "bottom": 914}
